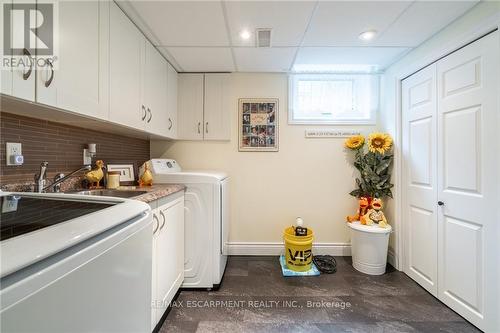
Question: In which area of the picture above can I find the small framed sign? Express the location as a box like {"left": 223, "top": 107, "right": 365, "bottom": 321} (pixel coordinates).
{"left": 106, "top": 163, "right": 136, "bottom": 185}
{"left": 305, "top": 129, "right": 361, "bottom": 138}
{"left": 239, "top": 98, "right": 279, "bottom": 152}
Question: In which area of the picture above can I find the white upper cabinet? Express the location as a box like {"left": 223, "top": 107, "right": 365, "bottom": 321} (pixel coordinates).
{"left": 1, "top": 0, "right": 13, "bottom": 96}
{"left": 144, "top": 42, "right": 168, "bottom": 136}
{"left": 2, "top": 0, "right": 177, "bottom": 139}
{"left": 109, "top": 1, "right": 144, "bottom": 129}
{"left": 204, "top": 74, "right": 230, "bottom": 140}
{"left": 178, "top": 74, "right": 204, "bottom": 140}
{"left": 6, "top": 0, "right": 35, "bottom": 101}
{"left": 36, "top": 0, "right": 109, "bottom": 120}
{"left": 178, "top": 73, "right": 230, "bottom": 141}
{"left": 166, "top": 62, "right": 178, "bottom": 138}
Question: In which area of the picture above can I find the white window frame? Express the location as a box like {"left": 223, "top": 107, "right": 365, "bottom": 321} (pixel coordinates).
{"left": 288, "top": 73, "right": 379, "bottom": 125}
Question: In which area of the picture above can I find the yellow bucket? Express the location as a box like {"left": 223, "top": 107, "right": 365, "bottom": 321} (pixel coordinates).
{"left": 283, "top": 226, "right": 314, "bottom": 272}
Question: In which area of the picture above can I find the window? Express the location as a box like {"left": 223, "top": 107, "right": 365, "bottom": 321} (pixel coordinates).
{"left": 289, "top": 74, "right": 379, "bottom": 124}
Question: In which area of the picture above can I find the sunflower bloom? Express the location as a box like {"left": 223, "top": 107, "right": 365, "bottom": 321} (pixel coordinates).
{"left": 368, "top": 133, "right": 392, "bottom": 154}
{"left": 344, "top": 135, "right": 365, "bottom": 150}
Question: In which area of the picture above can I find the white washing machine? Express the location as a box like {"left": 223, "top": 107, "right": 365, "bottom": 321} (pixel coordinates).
{"left": 142, "top": 159, "right": 229, "bottom": 289}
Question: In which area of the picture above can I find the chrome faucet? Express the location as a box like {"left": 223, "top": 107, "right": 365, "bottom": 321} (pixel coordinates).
{"left": 34, "top": 161, "right": 49, "bottom": 193}
{"left": 42, "top": 165, "right": 92, "bottom": 193}
{"left": 34, "top": 162, "right": 92, "bottom": 193}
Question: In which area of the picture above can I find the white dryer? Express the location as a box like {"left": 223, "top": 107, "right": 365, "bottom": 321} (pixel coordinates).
{"left": 142, "top": 159, "right": 229, "bottom": 289}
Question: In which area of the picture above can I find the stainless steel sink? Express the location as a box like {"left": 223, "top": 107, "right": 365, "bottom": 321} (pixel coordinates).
{"left": 69, "top": 189, "right": 148, "bottom": 199}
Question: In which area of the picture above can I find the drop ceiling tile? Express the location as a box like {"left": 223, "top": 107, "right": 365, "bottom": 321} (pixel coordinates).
{"left": 127, "top": 1, "right": 229, "bottom": 46}
{"left": 224, "top": 1, "right": 316, "bottom": 47}
{"left": 294, "top": 47, "right": 411, "bottom": 70}
{"left": 164, "top": 47, "right": 235, "bottom": 72}
{"left": 302, "top": 1, "right": 411, "bottom": 47}
{"left": 375, "top": 1, "right": 479, "bottom": 47}
{"left": 233, "top": 47, "right": 297, "bottom": 72}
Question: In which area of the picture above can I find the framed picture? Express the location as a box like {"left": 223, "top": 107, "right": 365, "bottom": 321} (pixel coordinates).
{"left": 239, "top": 98, "right": 279, "bottom": 152}
{"left": 106, "top": 163, "right": 136, "bottom": 185}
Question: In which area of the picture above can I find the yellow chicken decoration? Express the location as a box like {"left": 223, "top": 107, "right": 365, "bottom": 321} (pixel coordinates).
{"left": 85, "top": 160, "right": 105, "bottom": 189}
{"left": 139, "top": 162, "right": 153, "bottom": 187}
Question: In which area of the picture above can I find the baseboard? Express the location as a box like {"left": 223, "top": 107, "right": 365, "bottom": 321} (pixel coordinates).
{"left": 387, "top": 247, "right": 399, "bottom": 270}
{"left": 226, "top": 242, "right": 351, "bottom": 256}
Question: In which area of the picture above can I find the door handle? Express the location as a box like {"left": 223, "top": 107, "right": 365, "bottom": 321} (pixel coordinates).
{"left": 168, "top": 118, "right": 172, "bottom": 130}
{"left": 159, "top": 211, "right": 166, "bottom": 231}
{"left": 147, "top": 108, "right": 152, "bottom": 123}
{"left": 22, "top": 48, "right": 33, "bottom": 80}
{"left": 152, "top": 214, "right": 159, "bottom": 234}
{"left": 205, "top": 122, "right": 208, "bottom": 133}
{"left": 437, "top": 201, "right": 445, "bottom": 206}
{"left": 141, "top": 105, "right": 147, "bottom": 121}
{"left": 44, "top": 58, "right": 54, "bottom": 87}
{"left": 197, "top": 122, "right": 201, "bottom": 134}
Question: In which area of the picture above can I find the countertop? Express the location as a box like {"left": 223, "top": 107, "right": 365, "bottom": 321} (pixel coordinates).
{"left": 116, "top": 184, "right": 186, "bottom": 203}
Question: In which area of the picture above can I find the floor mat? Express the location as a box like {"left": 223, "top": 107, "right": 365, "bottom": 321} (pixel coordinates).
{"left": 279, "top": 255, "right": 320, "bottom": 276}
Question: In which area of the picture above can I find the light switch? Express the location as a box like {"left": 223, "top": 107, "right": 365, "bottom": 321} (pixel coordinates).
{"left": 6, "top": 142, "right": 23, "bottom": 166}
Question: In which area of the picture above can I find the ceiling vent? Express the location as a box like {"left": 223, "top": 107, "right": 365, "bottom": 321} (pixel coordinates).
{"left": 256, "top": 29, "right": 272, "bottom": 48}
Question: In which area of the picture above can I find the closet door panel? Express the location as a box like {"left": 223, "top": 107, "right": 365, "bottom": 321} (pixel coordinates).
{"left": 402, "top": 64, "right": 438, "bottom": 296}
{"left": 436, "top": 31, "right": 498, "bottom": 332}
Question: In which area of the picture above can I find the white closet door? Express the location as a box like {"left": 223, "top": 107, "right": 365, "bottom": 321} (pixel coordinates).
{"left": 402, "top": 64, "right": 438, "bottom": 296}
{"left": 436, "top": 31, "right": 498, "bottom": 331}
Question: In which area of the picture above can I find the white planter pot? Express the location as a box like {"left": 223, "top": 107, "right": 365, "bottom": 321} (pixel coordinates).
{"left": 347, "top": 221, "right": 392, "bottom": 275}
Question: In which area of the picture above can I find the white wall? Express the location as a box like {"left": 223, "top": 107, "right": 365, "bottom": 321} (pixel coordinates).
{"left": 380, "top": 1, "right": 500, "bottom": 267}
{"left": 151, "top": 73, "right": 377, "bottom": 253}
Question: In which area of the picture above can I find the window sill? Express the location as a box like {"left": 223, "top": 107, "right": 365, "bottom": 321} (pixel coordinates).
{"left": 288, "top": 119, "right": 376, "bottom": 126}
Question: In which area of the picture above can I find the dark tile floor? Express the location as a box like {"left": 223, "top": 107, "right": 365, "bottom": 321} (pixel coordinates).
{"left": 159, "top": 256, "right": 479, "bottom": 333}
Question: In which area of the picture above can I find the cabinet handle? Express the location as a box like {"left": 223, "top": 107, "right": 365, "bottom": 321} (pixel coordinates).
{"left": 152, "top": 214, "right": 159, "bottom": 235}
{"left": 437, "top": 201, "right": 445, "bottom": 206}
{"left": 197, "top": 122, "right": 201, "bottom": 134}
{"left": 22, "top": 48, "right": 33, "bottom": 80}
{"left": 44, "top": 58, "right": 54, "bottom": 88}
{"left": 205, "top": 122, "right": 208, "bottom": 133}
{"left": 147, "top": 108, "right": 152, "bottom": 123}
{"left": 168, "top": 118, "right": 172, "bottom": 130}
{"left": 141, "top": 105, "right": 147, "bottom": 120}
{"left": 159, "top": 211, "right": 166, "bottom": 231}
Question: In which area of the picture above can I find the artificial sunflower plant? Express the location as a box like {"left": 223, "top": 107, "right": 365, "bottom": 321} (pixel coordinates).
{"left": 344, "top": 132, "right": 394, "bottom": 199}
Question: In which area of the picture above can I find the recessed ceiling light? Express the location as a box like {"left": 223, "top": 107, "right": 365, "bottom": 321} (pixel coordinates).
{"left": 358, "top": 30, "right": 378, "bottom": 41}
{"left": 240, "top": 30, "right": 251, "bottom": 40}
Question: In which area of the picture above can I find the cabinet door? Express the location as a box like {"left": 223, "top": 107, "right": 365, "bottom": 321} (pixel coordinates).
{"left": 8, "top": 0, "right": 35, "bottom": 101}
{"left": 166, "top": 62, "right": 178, "bottom": 139}
{"left": 109, "top": 2, "right": 144, "bottom": 129}
{"left": 144, "top": 42, "right": 168, "bottom": 136}
{"left": 0, "top": 0, "right": 13, "bottom": 95}
{"left": 203, "top": 74, "right": 230, "bottom": 140}
{"left": 36, "top": 0, "right": 109, "bottom": 120}
{"left": 150, "top": 208, "right": 160, "bottom": 330}
{"left": 155, "top": 198, "right": 184, "bottom": 322}
{"left": 178, "top": 74, "right": 204, "bottom": 140}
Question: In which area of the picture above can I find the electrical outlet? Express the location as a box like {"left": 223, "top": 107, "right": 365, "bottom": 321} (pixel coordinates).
{"left": 2, "top": 196, "right": 19, "bottom": 213}
{"left": 6, "top": 142, "right": 23, "bottom": 166}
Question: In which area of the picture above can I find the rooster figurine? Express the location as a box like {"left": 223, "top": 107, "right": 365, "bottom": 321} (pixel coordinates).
{"left": 139, "top": 162, "right": 153, "bottom": 187}
{"left": 85, "top": 160, "right": 105, "bottom": 189}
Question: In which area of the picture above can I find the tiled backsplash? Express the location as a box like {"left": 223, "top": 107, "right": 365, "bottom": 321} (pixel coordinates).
{"left": 0, "top": 112, "right": 150, "bottom": 188}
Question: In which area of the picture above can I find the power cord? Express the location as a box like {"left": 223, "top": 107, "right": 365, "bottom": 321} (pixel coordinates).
{"left": 313, "top": 255, "right": 337, "bottom": 274}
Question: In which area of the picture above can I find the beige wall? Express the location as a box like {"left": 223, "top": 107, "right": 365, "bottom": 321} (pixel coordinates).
{"left": 151, "top": 73, "right": 377, "bottom": 246}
